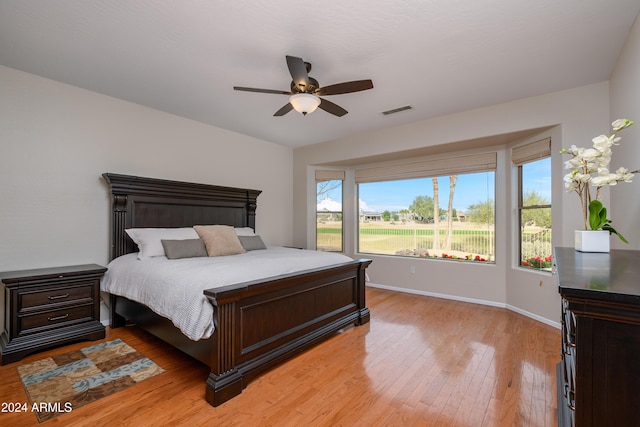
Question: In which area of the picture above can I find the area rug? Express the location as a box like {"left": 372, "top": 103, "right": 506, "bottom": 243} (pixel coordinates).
{"left": 17, "top": 338, "right": 164, "bottom": 422}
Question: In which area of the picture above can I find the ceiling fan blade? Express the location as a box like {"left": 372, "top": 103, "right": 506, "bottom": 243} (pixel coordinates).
{"left": 318, "top": 98, "right": 348, "bottom": 117}
{"left": 314, "top": 79, "right": 374, "bottom": 96}
{"left": 273, "top": 103, "right": 294, "bottom": 116}
{"left": 286, "top": 55, "right": 310, "bottom": 91}
{"left": 234, "top": 86, "right": 292, "bottom": 95}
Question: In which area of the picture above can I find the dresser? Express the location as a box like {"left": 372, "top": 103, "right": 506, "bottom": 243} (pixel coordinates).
{"left": 0, "top": 264, "right": 106, "bottom": 365}
{"left": 555, "top": 247, "right": 640, "bottom": 427}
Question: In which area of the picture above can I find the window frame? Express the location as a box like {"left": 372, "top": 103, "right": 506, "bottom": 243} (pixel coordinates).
{"left": 516, "top": 152, "right": 552, "bottom": 272}
{"left": 315, "top": 176, "right": 344, "bottom": 253}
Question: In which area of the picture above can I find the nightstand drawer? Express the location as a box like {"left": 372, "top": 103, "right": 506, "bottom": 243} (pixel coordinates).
{"left": 19, "top": 283, "right": 95, "bottom": 311}
{"left": 18, "top": 305, "right": 93, "bottom": 336}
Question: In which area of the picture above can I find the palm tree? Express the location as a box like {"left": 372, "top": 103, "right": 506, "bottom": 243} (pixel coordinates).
{"left": 432, "top": 177, "right": 440, "bottom": 250}
{"left": 445, "top": 175, "right": 457, "bottom": 250}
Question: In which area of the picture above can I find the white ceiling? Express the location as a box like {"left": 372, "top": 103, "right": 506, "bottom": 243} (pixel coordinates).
{"left": 1, "top": 1, "right": 639, "bottom": 148}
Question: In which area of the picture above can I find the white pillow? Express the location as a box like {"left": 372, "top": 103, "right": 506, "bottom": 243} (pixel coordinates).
{"left": 125, "top": 228, "right": 199, "bottom": 260}
{"left": 234, "top": 227, "right": 256, "bottom": 236}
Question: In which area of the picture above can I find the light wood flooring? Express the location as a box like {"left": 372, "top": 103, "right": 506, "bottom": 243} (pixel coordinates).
{"left": 0, "top": 288, "right": 561, "bottom": 426}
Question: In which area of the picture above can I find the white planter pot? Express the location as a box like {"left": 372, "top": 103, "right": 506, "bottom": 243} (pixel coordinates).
{"left": 575, "top": 230, "right": 610, "bottom": 253}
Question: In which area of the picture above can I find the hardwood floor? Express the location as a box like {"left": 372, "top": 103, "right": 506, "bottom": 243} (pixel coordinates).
{"left": 0, "top": 288, "right": 561, "bottom": 426}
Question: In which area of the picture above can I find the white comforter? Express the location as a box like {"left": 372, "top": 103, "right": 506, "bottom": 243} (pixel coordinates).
{"left": 100, "top": 247, "right": 353, "bottom": 341}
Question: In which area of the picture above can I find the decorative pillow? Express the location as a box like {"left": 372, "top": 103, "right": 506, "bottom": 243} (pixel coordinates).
{"left": 194, "top": 225, "right": 246, "bottom": 257}
{"left": 238, "top": 235, "right": 267, "bottom": 251}
{"left": 161, "top": 239, "right": 208, "bottom": 259}
{"left": 125, "top": 228, "right": 199, "bottom": 260}
{"left": 234, "top": 227, "right": 256, "bottom": 236}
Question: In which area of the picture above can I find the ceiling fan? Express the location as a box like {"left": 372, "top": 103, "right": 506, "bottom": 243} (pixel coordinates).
{"left": 233, "top": 55, "right": 374, "bottom": 117}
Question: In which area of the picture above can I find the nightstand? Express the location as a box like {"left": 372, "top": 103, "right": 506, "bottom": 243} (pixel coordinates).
{"left": 0, "top": 264, "right": 106, "bottom": 365}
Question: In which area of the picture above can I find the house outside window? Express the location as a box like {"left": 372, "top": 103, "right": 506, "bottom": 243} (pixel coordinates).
{"left": 316, "top": 170, "right": 344, "bottom": 252}
{"left": 513, "top": 139, "right": 552, "bottom": 271}
{"left": 355, "top": 153, "right": 497, "bottom": 263}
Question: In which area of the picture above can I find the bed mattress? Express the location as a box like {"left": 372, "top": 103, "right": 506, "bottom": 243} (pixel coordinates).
{"left": 101, "top": 247, "right": 353, "bottom": 340}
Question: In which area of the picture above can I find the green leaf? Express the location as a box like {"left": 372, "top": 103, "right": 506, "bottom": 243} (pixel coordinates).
{"left": 588, "top": 200, "right": 606, "bottom": 230}
{"left": 589, "top": 200, "right": 629, "bottom": 243}
{"left": 603, "top": 223, "right": 629, "bottom": 243}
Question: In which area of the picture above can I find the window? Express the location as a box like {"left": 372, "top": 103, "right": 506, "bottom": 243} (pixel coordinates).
{"left": 356, "top": 153, "right": 496, "bottom": 263}
{"left": 514, "top": 139, "right": 552, "bottom": 271}
{"left": 316, "top": 170, "right": 343, "bottom": 252}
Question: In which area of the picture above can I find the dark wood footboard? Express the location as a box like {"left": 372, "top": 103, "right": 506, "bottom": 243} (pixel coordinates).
{"left": 203, "top": 258, "right": 371, "bottom": 406}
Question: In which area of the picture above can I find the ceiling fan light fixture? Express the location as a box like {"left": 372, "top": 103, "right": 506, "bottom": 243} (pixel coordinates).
{"left": 289, "top": 93, "right": 321, "bottom": 115}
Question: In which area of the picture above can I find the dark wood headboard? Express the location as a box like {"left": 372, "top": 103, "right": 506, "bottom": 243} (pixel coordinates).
{"left": 102, "top": 173, "right": 261, "bottom": 260}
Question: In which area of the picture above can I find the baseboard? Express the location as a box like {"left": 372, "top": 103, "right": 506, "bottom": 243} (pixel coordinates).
{"left": 367, "top": 282, "right": 561, "bottom": 329}
{"left": 505, "top": 303, "right": 561, "bottom": 329}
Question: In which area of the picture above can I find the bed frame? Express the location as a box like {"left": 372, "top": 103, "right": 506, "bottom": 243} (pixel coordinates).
{"left": 102, "top": 173, "right": 371, "bottom": 406}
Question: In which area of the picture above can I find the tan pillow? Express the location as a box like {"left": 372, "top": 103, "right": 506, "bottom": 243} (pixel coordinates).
{"left": 194, "top": 225, "right": 246, "bottom": 257}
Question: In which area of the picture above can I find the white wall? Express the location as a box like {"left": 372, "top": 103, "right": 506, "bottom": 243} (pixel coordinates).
{"left": 294, "top": 82, "right": 611, "bottom": 325}
{"left": 0, "top": 66, "right": 293, "bottom": 272}
{"left": 610, "top": 14, "right": 640, "bottom": 250}
{"left": 4, "top": 13, "right": 638, "bottom": 329}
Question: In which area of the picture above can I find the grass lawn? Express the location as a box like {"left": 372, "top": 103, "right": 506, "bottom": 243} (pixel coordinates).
{"left": 317, "top": 220, "right": 551, "bottom": 264}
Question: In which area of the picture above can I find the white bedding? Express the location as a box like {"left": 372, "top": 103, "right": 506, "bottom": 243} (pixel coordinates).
{"left": 100, "top": 247, "right": 353, "bottom": 341}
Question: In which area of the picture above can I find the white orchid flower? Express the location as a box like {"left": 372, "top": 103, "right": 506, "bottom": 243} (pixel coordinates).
{"left": 563, "top": 174, "right": 578, "bottom": 192}
{"left": 592, "top": 135, "right": 613, "bottom": 152}
{"left": 591, "top": 174, "right": 616, "bottom": 187}
{"left": 564, "top": 157, "right": 584, "bottom": 169}
{"left": 612, "top": 118, "right": 634, "bottom": 132}
{"left": 581, "top": 148, "right": 599, "bottom": 161}
{"left": 596, "top": 154, "right": 611, "bottom": 168}
{"left": 615, "top": 167, "right": 634, "bottom": 182}
{"left": 574, "top": 172, "right": 591, "bottom": 183}
{"left": 567, "top": 145, "right": 582, "bottom": 156}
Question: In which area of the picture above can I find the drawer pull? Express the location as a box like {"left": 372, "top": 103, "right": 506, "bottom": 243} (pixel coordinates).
{"left": 48, "top": 293, "right": 70, "bottom": 300}
{"left": 47, "top": 314, "right": 69, "bottom": 322}
{"left": 567, "top": 388, "right": 576, "bottom": 411}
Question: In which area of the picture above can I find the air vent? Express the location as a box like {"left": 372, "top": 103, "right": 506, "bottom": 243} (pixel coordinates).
{"left": 381, "top": 105, "right": 413, "bottom": 116}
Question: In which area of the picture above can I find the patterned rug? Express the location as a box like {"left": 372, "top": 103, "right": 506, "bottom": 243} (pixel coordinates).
{"left": 17, "top": 338, "right": 164, "bottom": 422}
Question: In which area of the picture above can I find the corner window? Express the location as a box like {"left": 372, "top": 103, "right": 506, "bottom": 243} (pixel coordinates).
{"left": 316, "top": 171, "right": 344, "bottom": 252}
{"left": 514, "top": 139, "right": 552, "bottom": 271}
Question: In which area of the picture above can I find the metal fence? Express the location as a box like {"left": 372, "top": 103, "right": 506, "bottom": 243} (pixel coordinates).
{"left": 520, "top": 227, "right": 553, "bottom": 269}
{"left": 317, "top": 221, "right": 553, "bottom": 266}
{"left": 357, "top": 225, "right": 495, "bottom": 261}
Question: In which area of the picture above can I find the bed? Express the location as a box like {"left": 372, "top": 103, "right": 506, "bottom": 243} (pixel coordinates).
{"left": 101, "top": 173, "right": 371, "bottom": 406}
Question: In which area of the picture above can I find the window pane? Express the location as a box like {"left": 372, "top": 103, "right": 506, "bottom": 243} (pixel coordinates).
{"left": 522, "top": 158, "right": 551, "bottom": 206}
{"left": 520, "top": 207, "right": 552, "bottom": 270}
{"left": 317, "top": 180, "right": 342, "bottom": 252}
{"left": 519, "top": 157, "right": 552, "bottom": 270}
{"left": 358, "top": 172, "right": 495, "bottom": 263}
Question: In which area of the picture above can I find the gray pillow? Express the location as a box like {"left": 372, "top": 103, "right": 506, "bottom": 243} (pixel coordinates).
{"left": 161, "top": 239, "right": 208, "bottom": 259}
{"left": 238, "top": 235, "right": 267, "bottom": 251}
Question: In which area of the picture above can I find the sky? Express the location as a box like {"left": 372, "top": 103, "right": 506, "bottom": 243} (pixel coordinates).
{"left": 318, "top": 158, "right": 551, "bottom": 214}
{"left": 358, "top": 173, "right": 496, "bottom": 213}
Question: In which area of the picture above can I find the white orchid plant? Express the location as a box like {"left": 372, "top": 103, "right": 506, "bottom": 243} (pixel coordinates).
{"left": 561, "top": 118, "right": 636, "bottom": 243}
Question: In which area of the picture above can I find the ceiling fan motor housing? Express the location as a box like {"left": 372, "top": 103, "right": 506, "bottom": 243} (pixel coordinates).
{"left": 291, "top": 77, "right": 319, "bottom": 94}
